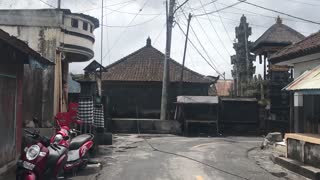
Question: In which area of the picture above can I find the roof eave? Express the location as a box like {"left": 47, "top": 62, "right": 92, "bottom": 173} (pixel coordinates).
{"left": 270, "top": 46, "right": 320, "bottom": 64}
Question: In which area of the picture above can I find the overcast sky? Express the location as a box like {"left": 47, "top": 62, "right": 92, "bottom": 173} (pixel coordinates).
{"left": 1, "top": 0, "right": 320, "bottom": 79}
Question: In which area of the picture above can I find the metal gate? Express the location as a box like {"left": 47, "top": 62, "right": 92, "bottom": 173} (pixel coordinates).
{"left": 0, "top": 74, "right": 16, "bottom": 167}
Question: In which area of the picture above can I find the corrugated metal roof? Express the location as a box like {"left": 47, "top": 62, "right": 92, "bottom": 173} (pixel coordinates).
{"left": 176, "top": 96, "right": 219, "bottom": 104}
{"left": 284, "top": 64, "right": 320, "bottom": 91}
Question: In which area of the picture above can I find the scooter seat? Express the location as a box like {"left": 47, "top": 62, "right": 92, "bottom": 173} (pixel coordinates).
{"left": 47, "top": 145, "right": 68, "bottom": 168}
{"left": 69, "top": 134, "right": 93, "bottom": 150}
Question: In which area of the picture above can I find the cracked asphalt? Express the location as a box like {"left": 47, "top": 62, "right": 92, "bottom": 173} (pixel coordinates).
{"left": 72, "top": 134, "right": 309, "bottom": 180}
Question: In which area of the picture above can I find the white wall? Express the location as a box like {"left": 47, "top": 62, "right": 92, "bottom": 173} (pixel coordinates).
{"left": 294, "top": 59, "right": 320, "bottom": 78}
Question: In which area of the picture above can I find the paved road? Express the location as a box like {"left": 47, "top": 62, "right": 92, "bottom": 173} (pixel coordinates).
{"left": 74, "top": 135, "right": 308, "bottom": 180}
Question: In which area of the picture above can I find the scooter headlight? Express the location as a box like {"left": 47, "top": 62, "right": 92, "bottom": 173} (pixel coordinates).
{"left": 26, "top": 145, "right": 40, "bottom": 161}
{"left": 53, "top": 134, "right": 63, "bottom": 144}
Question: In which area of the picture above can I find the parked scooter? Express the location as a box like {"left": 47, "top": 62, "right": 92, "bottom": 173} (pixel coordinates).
{"left": 52, "top": 113, "right": 94, "bottom": 172}
{"left": 16, "top": 129, "right": 68, "bottom": 180}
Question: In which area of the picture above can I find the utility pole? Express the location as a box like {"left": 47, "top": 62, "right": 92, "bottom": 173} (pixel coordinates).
{"left": 179, "top": 13, "right": 192, "bottom": 95}
{"left": 97, "top": 0, "right": 104, "bottom": 98}
{"left": 160, "top": 0, "right": 175, "bottom": 120}
{"left": 101, "top": 0, "right": 104, "bottom": 73}
{"left": 57, "top": 0, "right": 61, "bottom": 9}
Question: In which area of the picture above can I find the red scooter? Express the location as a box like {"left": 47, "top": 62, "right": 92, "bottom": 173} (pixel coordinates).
{"left": 52, "top": 112, "right": 94, "bottom": 172}
{"left": 16, "top": 129, "right": 68, "bottom": 180}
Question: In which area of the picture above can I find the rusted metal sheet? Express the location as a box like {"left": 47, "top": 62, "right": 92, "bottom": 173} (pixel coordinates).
{"left": 0, "top": 74, "right": 17, "bottom": 167}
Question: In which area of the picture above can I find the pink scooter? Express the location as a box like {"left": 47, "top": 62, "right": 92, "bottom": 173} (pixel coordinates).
{"left": 52, "top": 112, "right": 94, "bottom": 172}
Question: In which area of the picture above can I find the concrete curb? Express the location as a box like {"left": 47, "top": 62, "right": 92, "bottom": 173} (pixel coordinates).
{"left": 270, "top": 154, "right": 320, "bottom": 180}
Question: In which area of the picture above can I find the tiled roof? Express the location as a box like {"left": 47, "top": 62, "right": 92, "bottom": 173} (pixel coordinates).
{"left": 102, "top": 40, "right": 212, "bottom": 84}
{"left": 270, "top": 31, "right": 320, "bottom": 62}
{"left": 284, "top": 64, "right": 320, "bottom": 91}
{"left": 251, "top": 17, "right": 305, "bottom": 52}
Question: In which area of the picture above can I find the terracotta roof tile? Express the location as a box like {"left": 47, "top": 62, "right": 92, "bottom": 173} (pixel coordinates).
{"left": 102, "top": 44, "right": 211, "bottom": 84}
{"left": 215, "top": 80, "right": 233, "bottom": 96}
{"left": 270, "top": 31, "right": 320, "bottom": 62}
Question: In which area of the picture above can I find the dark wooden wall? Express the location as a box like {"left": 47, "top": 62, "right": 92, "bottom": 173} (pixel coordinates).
{"left": 0, "top": 46, "right": 25, "bottom": 167}
{"left": 102, "top": 81, "right": 209, "bottom": 119}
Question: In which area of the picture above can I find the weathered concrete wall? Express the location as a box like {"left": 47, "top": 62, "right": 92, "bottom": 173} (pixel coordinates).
{"left": 304, "top": 142, "right": 320, "bottom": 168}
{"left": 0, "top": 9, "right": 98, "bottom": 127}
{"left": 294, "top": 58, "right": 320, "bottom": 78}
{"left": 287, "top": 139, "right": 303, "bottom": 162}
{"left": 287, "top": 138, "right": 320, "bottom": 168}
{"left": 0, "top": 25, "right": 60, "bottom": 127}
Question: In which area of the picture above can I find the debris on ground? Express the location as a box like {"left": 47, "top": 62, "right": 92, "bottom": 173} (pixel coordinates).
{"left": 260, "top": 132, "right": 284, "bottom": 149}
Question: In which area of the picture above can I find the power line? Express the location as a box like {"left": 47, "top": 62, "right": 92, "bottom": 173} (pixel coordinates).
{"left": 77, "top": 0, "right": 135, "bottom": 13}
{"left": 240, "top": 0, "right": 320, "bottom": 25}
{"left": 283, "top": 0, "right": 320, "bottom": 7}
{"left": 187, "top": 0, "right": 218, "bottom": 11}
{"left": 103, "top": 1, "right": 134, "bottom": 17}
{"left": 104, "top": 7, "right": 163, "bottom": 16}
{"left": 194, "top": 0, "right": 245, "bottom": 17}
{"left": 212, "top": 0, "right": 233, "bottom": 42}
{"left": 214, "top": 1, "right": 320, "bottom": 26}
{"left": 174, "top": 0, "right": 190, "bottom": 14}
{"left": 39, "top": 0, "right": 56, "bottom": 8}
{"left": 177, "top": 5, "right": 222, "bottom": 72}
{"left": 196, "top": 10, "right": 313, "bottom": 35}
{"left": 102, "top": 0, "right": 150, "bottom": 61}
{"left": 176, "top": 22, "right": 222, "bottom": 77}
{"left": 197, "top": 0, "right": 232, "bottom": 56}
{"left": 153, "top": 23, "right": 166, "bottom": 45}
{"left": 179, "top": 0, "right": 231, "bottom": 67}
{"left": 100, "top": 14, "right": 162, "bottom": 28}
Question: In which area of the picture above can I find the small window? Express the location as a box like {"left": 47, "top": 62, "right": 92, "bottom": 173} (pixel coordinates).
{"left": 90, "top": 25, "right": 93, "bottom": 33}
{"left": 83, "top": 22, "right": 88, "bottom": 31}
{"left": 71, "top": 18, "right": 78, "bottom": 28}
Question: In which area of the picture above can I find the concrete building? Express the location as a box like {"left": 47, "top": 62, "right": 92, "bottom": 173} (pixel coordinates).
{"left": 0, "top": 9, "right": 99, "bottom": 127}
